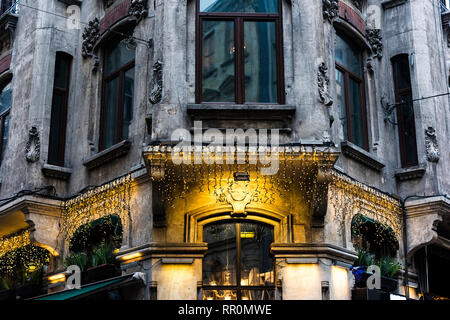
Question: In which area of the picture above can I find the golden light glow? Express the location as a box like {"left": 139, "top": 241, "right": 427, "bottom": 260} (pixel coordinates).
{"left": 121, "top": 252, "right": 142, "bottom": 261}
{"left": 240, "top": 232, "right": 255, "bottom": 238}
{"left": 61, "top": 175, "right": 132, "bottom": 241}
{"left": 48, "top": 273, "right": 66, "bottom": 283}
{"left": 0, "top": 229, "right": 31, "bottom": 258}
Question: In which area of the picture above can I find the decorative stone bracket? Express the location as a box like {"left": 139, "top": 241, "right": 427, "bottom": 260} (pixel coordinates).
{"left": 366, "top": 28, "right": 383, "bottom": 59}
{"left": 318, "top": 62, "right": 333, "bottom": 106}
{"left": 425, "top": 126, "right": 440, "bottom": 163}
{"left": 25, "top": 126, "right": 40, "bottom": 163}
{"left": 149, "top": 60, "right": 163, "bottom": 105}
{"left": 323, "top": 0, "right": 340, "bottom": 23}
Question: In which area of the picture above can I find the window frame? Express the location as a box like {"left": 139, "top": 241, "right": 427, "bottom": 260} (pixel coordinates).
{"left": 99, "top": 37, "right": 136, "bottom": 152}
{"left": 335, "top": 34, "right": 369, "bottom": 151}
{"left": 48, "top": 52, "right": 72, "bottom": 167}
{"left": 0, "top": 80, "right": 11, "bottom": 164}
{"left": 201, "top": 221, "right": 276, "bottom": 300}
{"left": 195, "top": 0, "right": 285, "bottom": 105}
{"left": 391, "top": 54, "right": 419, "bottom": 168}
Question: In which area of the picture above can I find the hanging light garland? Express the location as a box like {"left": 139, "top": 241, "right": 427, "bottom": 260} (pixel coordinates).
{"left": 60, "top": 175, "right": 132, "bottom": 241}
{"left": 0, "top": 229, "right": 31, "bottom": 259}
{"left": 329, "top": 170, "right": 402, "bottom": 238}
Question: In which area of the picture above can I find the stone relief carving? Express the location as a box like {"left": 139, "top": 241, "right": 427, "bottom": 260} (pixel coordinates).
{"left": 25, "top": 127, "right": 40, "bottom": 163}
{"left": 425, "top": 127, "right": 440, "bottom": 163}
{"left": 366, "top": 28, "right": 383, "bottom": 59}
{"left": 81, "top": 18, "right": 100, "bottom": 58}
{"left": 352, "top": 0, "right": 362, "bottom": 11}
{"left": 103, "top": 0, "right": 116, "bottom": 8}
{"left": 318, "top": 62, "right": 333, "bottom": 106}
{"left": 128, "top": 0, "right": 148, "bottom": 23}
{"left": 149, "top": 60, "right": 163, "bottom": 105}
{"left": 323, "top": 0, "right": 339, "bottom": 23}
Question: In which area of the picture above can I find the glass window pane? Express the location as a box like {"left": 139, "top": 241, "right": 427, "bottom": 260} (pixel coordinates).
{"left": 349, "top": 78, "right": 365, "bottom": 148}
{"left": 244, "top": 21, "right": 277, "bottom": 103}
{"left": 0, "top": 83, "right": 11, "bottom": 114}
{"left": 200, "top": 0, "right": 278, "bottom": 13}
{"left": 54, "top": 54, "right": 71, "bottom": 89}
{"left": 240, "top": 222, "right": 274, "bottom": 287}
{"left": 394, "top": 57, "right": 411, "bottom": 90}
{"left": 105, "top": 39, "right": 135, "bottom": 76}
{"left": 202, "top": 289, "right": 237, "bottom": 300}
{"left": 122, "top": 68, "right": 134, "bottom": 140}
{"left": 241, "top": 289, "right": 275, "bottom": 300}
{"left": 335, "top": 34, "right": 362, "bottom": 77}
{"left": 399, "top": 94, "right": 418, "bottom": 165}
{"left": 48, "top": 92, "right": 64, "bottom": 165}
{"left": 103, "top": 77, "right": 120, "bottom": 149}
{"left": 336, "top": 69, "right": 348, "bottom": 140}
{"left": 202, "top": 20, "right": 235, "bottom": 102}
{"left": 1, "top": 113, "right": 9, "bottom": 162}
{"left": 203, "top": 223, "right": 237, "bottom": 286}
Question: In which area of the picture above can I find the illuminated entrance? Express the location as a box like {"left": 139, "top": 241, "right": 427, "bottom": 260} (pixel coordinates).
{"left": 202, "top": 221, "right": 275, "bottom": 300}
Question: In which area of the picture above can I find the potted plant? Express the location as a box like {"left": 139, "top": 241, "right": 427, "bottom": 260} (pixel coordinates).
{"left": 86, "top": 241, "right": 119, "bottom": 283}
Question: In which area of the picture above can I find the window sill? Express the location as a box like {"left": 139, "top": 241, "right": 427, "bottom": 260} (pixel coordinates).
{"left": 83, "top": 140, "right": 131, "bottom": 171}
{"left": 341, "top": 141, "right": 385, "bottom": 172}
{"left": 381, "top": 0, "right": 408, "bottom": 10}
{"left": 187, "top": 104, "right": 296, "bottom": 120}
{"left": 42, "top": 164, "right": 72, "bottom": 181}
{"left": 394, "top": 164, "right": 427, "bottom": 181}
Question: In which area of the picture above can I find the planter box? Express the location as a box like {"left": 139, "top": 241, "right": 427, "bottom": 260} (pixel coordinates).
{"left": 15, "top": 284, "right": 42, "bottom": 299}
{"left": 86, "top": 264, "right": 119, "bottom": 283}
{"left": 352, "top": 288, "right": 390, "bottom": 300}
{"left": 381, "top": 276, "right": 398, "bottom": 293}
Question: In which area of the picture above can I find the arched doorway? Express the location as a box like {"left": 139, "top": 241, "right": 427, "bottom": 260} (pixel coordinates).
{"left": 201, "top": 221, "right": 275, "bottom": 300}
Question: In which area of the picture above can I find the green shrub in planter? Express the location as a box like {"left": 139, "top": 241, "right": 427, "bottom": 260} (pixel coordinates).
{"left": 63, "top": 252, "right": 88, "bottom": 271}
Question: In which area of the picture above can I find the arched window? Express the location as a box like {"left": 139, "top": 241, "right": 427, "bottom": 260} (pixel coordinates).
{"left": 202, "top": 221, "right": 275, "bottom": 300}
{"left": 100, "top": 36, "right": 135, "bottom": 151}
{"left": 0, "top": 81, "right": 11, "bottom": 164}
{"left": 335, "top": 33, "right": 368, "bottom": 150}
{"left": 196, "top": 0, "right": 284, "bottom": 104}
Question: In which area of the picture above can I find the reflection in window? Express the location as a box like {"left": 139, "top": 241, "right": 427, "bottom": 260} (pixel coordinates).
{"left": 202, "top": 221, "right": 275, "bottom": 300}
{"left": 101, "top": 37, "right": 135, "bottom": 151}
{"left": 0, "top": 82, "right": 11, "bottom": 164}
{"left": 200, "top": 0, "right": 278, "bottom": 13}
{"left": 392, "top": 55, "right": 418, "bottom": 168}
{"left": 197, "top": 0, "right": 283, "bottom": 104}
{"left": 335, "top": 34, "right": 367, "bottom": 150}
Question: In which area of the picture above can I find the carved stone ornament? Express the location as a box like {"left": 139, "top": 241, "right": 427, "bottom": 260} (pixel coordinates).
{"left": 425, "top": 127, "right": 440, "bottom": 163}
{"left": 128, "top": 0, "right": 148, "bottom": 23}
{"left": 323, "top": 0, "right": 339, "bottom": 23}
{"left": 25, "top": 127, "right": 40, "bottom": 163}
{"left": 82, "top": 18, "right": 100, "bottom": 58}
{"left": 149, "top": 60, "right": 163, "bottom": 105}
{"left": 366, "top": 28, "right": 383, "bottom": 59}
{"left": 352, "top": 0, "right": 362, "bottom": 11}
{"left": 318, "top": 62, "right": 333, "bottom": 106}
{"left": 103, "top": 0, "right": 116, "bottom": 8}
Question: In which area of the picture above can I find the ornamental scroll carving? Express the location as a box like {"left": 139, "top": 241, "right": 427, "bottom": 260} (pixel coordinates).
{"left": 366, "top": 28, "right": 383, "bottom": 59}
{"left": 323, "top": 0, "right": 339, "bottom": 23}
{"left": 425, "top": 127, "right": 440, "bottom": 163}
{"left": 25, "top": 127, "right": 40, "bottom": 163}
{"left": 149, "top": 60, "right": 163, "bottom": 105}
{"left": 128, "top": 0, "right": 148, "bottom": 23}
{"left": 81, "top": 18, "right": 100, "bottom": 58}
{"left": 318, "top": 62, "right": 333, "bottom": 106}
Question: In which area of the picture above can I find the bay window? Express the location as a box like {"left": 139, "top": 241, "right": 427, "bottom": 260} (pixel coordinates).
{"left": 0, "top": 81, "right": 11, "bottom": 164}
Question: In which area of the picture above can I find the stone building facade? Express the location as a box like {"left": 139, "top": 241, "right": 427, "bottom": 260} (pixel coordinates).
{"left": 0, "top": 0, "right": 449, "bottom": 300}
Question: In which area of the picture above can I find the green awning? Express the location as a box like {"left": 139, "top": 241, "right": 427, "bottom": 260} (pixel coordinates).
{"left": 32, "top": 274, "right": 142, "bottom": 300}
